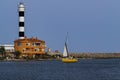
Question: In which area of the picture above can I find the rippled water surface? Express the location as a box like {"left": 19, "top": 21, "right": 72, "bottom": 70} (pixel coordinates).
{"left": 0, "top": 59, "right": 120, "bottom": 80}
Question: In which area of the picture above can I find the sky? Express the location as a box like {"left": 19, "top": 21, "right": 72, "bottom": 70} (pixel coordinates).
{"left": 0, "top": 0, "right": 120, "bottom": 53}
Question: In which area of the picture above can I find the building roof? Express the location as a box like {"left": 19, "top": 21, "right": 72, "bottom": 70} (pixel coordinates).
{"left": 14, "top": 37, "right": 45, "bottom": 43}
{"left": 0, "top": 44, "right": 14, "bottom": 47}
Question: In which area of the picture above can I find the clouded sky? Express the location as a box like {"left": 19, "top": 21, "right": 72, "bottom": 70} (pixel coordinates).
{"left": 0, "top": 0, "right": 120, "bottom": 53}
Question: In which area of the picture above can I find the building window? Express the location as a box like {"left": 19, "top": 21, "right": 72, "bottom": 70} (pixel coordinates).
{"left": 35, "top": 43, "right": 40, "bottom": 46}
{"left": 17, "top": 43, "right": 22, "bottom": 46}
{"left": 32, "top": 43, "right": 35, "bottom": 46}
{"left": 23, "top": 48, "right": 26, "bottom": 52}
{"left": 26, "top": 43, "right": 30, "bottom": 46}
{"left": 32, "top": 42, "right": 40, "bottom": 46}
{"left": 35, "top": 48, "right": 39, "bottom": 52}
{"left": 42, "top": 49, "right": 44, "bottom": 52}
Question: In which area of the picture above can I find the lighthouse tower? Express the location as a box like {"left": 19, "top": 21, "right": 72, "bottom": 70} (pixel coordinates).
{"left": 18, "top": 3, "right": 25, "bottom": 39}
{"left": 14, "top": 3, "right": 46, "bottom": 57}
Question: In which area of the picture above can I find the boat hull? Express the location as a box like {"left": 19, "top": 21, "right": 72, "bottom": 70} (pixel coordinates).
{"left": 62, "top": 58, "right": 78, "bottom": 63}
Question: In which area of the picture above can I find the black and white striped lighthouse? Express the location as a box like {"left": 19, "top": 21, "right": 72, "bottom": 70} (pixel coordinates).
{"left": 18, "top": 3, "right": 25, "bottom": 39}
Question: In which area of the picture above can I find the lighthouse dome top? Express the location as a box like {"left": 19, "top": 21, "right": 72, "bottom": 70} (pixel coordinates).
{"left": 19, "top": 2, "right": 24, "bottom": 8}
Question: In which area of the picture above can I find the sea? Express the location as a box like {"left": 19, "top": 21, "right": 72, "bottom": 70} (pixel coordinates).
{"left": 0, "top": 59, "right": 120, "bottom": 80}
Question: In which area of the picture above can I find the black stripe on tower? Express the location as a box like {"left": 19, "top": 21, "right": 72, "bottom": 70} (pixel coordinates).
{"left": 19, "top": 11, "right": 24, "bottom": 16}
{"left": 19, "top": 22, "right": 24, "bottom": 26}
{"left": 19, "top": 32, "right": 24, "bottom": 37}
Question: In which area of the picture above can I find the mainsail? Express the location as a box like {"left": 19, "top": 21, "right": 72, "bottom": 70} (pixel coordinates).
{"left": 63, "top": 42, "right": 68, "bottom": 57}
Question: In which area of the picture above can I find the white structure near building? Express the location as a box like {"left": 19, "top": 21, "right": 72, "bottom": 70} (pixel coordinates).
{"left": 0, "top": 44, "right": 14, "bottom": 52}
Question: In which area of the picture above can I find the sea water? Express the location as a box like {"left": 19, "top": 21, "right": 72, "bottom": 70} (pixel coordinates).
{"left": 0, "top": 59, "right": 120, "bottom": 80}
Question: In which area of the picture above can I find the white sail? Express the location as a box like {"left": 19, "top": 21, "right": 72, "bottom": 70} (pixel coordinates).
{"left": 63, "top": 42, "right": 68, "bottom": 57}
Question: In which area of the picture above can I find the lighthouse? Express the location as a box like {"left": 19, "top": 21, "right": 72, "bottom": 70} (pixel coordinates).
{"left": 18, "top": 3, "right": 25, "bottom": 39}
{"left": 14, "top": 3, "right": 46, "bottom": 57}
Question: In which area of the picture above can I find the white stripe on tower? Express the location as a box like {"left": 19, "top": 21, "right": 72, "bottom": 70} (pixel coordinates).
{"left": 19, "top": 3, "right": 25, "bottom": 39}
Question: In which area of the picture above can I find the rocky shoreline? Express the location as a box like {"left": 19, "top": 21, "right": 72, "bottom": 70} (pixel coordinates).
{"left": 0, "top": 53, "right": 120, "bottom": 62}
{"left": 70, "top": 53, "right": 120, "bottom": 59}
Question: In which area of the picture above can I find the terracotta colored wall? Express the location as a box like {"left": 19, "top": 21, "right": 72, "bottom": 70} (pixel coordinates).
{"left": 14, "top": 39, "right": 46, "bottom": 55}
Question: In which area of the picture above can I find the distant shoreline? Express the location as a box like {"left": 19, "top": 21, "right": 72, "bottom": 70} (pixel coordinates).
{"left": 1, "top": 52, "right": 120, "bottom": 62}
{"left": 0, "top": 57, "right": 120, "bottom": 62}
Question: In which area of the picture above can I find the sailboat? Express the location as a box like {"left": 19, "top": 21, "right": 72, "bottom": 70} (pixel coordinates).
{"left": 61, "top": 33, "right": 78, "bottom": 63}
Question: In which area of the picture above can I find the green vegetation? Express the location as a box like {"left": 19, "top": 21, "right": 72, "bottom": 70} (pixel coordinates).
{"left": 12, "top": 51, "right": 21, "bottom": 59}
{"left": 0, "top": 46, "right": 5, "bottom": 57}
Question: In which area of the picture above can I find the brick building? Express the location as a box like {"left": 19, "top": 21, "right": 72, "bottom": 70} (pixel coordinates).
{"left": 14, "top": 37, "right": 46, "bottom": 57}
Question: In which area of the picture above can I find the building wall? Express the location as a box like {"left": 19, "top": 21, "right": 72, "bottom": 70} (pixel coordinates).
{"left": 14, "top": 37, "right": 46, "bottom": 56}
{"left": 0, "top": 44, "right": 14, "bottom": 52}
